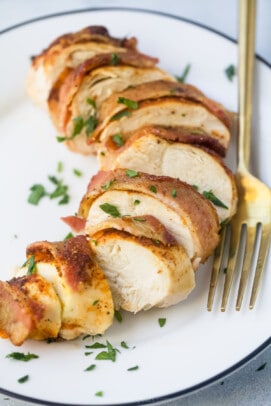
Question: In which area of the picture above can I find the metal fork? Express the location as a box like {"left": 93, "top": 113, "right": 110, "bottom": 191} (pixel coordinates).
{"left": 207, "top": 0, "right": 271, "bottom": 311}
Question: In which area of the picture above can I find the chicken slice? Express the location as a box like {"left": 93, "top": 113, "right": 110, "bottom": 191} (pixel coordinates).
{"left": 78, "top": 169, "right": 220, "bottom": 267}
{"left": 0, "top": 274, "right": 61, "bottom": 346}
{"left": 26, "top": 25, "right": 156, "bottom": 110}
{"left": 90, "top": 229, "right": 195, "bottom": 312}
{"left": 99, "top": 127, "right": 237, "bottom": 222}
{"left": 24, "top": 235, "right": 114, "bottom": 340}
{"left": 49, "top": 59, "right": 173, "bottom": 155}
{"left": 91, "top": 80, "right": 233, "bottom": 148}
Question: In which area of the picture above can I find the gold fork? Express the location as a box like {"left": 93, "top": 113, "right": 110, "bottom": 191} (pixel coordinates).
{"left": 207, "top": 0, "right": 271, "bottom": 311}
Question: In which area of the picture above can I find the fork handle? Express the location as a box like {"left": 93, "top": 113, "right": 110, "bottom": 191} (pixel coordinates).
{"left": 238, "top": 0, "right": 257, "bottom": 170}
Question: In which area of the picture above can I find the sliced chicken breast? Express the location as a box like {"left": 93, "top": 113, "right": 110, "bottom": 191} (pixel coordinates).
{"left": 78, "top": 170, "right": 220, "bottom": 267}
{"left": 26, "top": 25, "right": 152, "bottom": 110}
{"left": 99, "top": 128, "right": 237, "bottom": 222}
{"left": 49, "top": 61, "right": 173, "bottom": 155}
{"left": 90, "top": 228, "right": 195, "bottom": 312}
{"left": 0, "top": 274, "right": 61, "bottom": 346}
{"left": 24, "top": 235, "right": 114, "bottom": 340}
{"left": 91, "top": 80, "right": 232, "bottom": 148}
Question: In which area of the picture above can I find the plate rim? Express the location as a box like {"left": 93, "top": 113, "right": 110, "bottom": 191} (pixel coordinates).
{"left": 0, "top": 6, "right": 270, "bottom": 406}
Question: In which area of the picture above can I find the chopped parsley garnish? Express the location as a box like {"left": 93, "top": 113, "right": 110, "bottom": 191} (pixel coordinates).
{"left": 110, "top": 110, "right": 131, "bottom": 121}
{"left": 127, "top": 365, "right": 139, "bottom": 371}
{"left": 111, "top": 133, "right": 124, "bottom": 147}
{"left": 28, "top": 184, "right": 47, "bottom": 205}
{"left": 114, "top": 310, "right": 123, "bottom": 323}
{"left": 56, "top": 113, "right": 97, "bottom": 142}
{"left": 18, "top": 375, "right": 29, "bottom": 384}
{"left": 72, "top": 116, "right": 85, "bottom": 137}
{"left": 192, "top": 184, "right": 199, "bottom": 191}
{"left": 171, "top": 189, "right": 177, "bottom": 198}
{"left": 48, "top": 176, "right": 70, "bottom": 205}
{"left": 92, "top": 299, "right": 99, "bottom": 306}
{"left": 95, "top": 391, "right": 104, "bottom": 397}
{"left": 223, "top": 267, "right": 228, "bottom": 274}
{"left": 100, "top": 151, "right": 106, "bottom": 156}
{"left": 85, "top": 364, "right": 96, "bottom": 371}
{"left": 126, "top": 169, "right": 138, "bottom": 178}
{"left": 202, "top": 190, "right": 228, "bottom": 209}
{"left": 111, "top": 52, "right": 120, "bottom": 65}
{"left": 73, "top": 168, "right": 82, "bottom": 177}
{"left": 85, "top": 342, "right": 107, "bottom": 349}
{"left": 101, "top": 180, "right": 114, "bottom": 191}
{"left": 176, "top": 63, "right": 191, "bottom": 83}
{"left": 86, "top": 98, "right": 96, "bottom": 108}
{"left": 95, "top": 341, "right": 117, "bottom": 362}
{"left": 92, "top": 239, "right": 98, "bottom": 246}
{"left": 84, "top": 352, "right": 93, "bottom": 356}
{"left": 6, "top": 352, "right": 39, "bottom": 362}
{"left": 149, "top": 185, "right": 157, "bottom": 193}
{"left": 158, "top": 318, "right": 166, "bottom": 327}
{"left": 121, "top": 341, "right": 129, "bottom": 349}
{"left": 117, "top": 97, "right": 138, "bottom": 110}
{"left": 99, "top": 203, "right": 121, "bottom": 217}
{"left": 133, "top": 217, "right": 146, "bottom": 222}
{"left": 85, "top": 115, "right": 98, "bottom": 136}
{"left": 256, "top": 362, "right": 267, "bottom": 371}
{"left": 22, "top": 256, "right": 37, "bottom": 275}
{"left": 134, "top": 199, "right": 140, "bottom": 205}
{"left": 225, "top": 64, "right": 236, "bottom": 81}
{"left": 57, "top": 161, "right": 63, "bottom": 173}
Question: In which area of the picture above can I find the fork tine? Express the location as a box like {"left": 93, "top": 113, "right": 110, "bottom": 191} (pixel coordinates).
{"left": 235, "top": 225, "right": 257, "bottom": 310}
{"left": 249, "top": 225, "right": 271, "bottom": 309}
{"left": 221, "top": 223, "right": 242, "bottom": 311}
{"left": 207, "top": 226, "right": 227, "bottom": 311}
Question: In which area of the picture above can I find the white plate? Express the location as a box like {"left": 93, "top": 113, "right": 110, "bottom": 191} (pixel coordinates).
{"left": 0, "top": 8, "right": 271, "bottom": 406}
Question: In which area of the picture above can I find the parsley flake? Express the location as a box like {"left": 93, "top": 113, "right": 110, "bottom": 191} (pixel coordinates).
{"left": 127, "top": 365, "right": 139, "bottom": 371}
{"left": 176, "top": 63, "right": 191, "bottom": 83}
{"left": 18, "top": 375, "right": 29, "bottom": 384}
{"left": 225, "top": 64, "right": 236, "bottom": 81}
{"left": 64, "top": 232, "right": 74, "bottom": 240}
{"left": 114, "top": 310, "right": 123, "bottom": 322}
{"left": 86, "top": 98, "right": 96, "bottom": 108}
{"left": 85, "top": 342, "right": 107, "bottom": 349}
{"left": 28, "top": 184, "right": 47, "bottom": 205}
{"left": 95, "top": 341, "right": 117, "bottom": 362}
{"left": 22, "top": 256, "right": 37, "bottom": 275}
{"left": 95, "top": 391, "right": 104, "bottom": 397}
{"left": 101, "top": 180, "right": 114, "bottom": 191}
{"left": 110, "top": 110, "right": 131, "bottom": 121}
{"left": 202, "top": 190, "right": 228, "bottom": 209}
{"left": 158, "top": 318, "right": 166, "bottom": 327}
{"left": 134, "top": 199, "right": 140, "bottom": 205}
{"left": 73, "top": 168, "right": 82, "bottom": 177}
{"left": 6, "top": 352, "right": 39, "bottom": 362}
{"left": 171, "top": 189, "right": 177, "bottom": 198}
{"left": 117, "top": 97, "right": 138, "bottom": 110}
{"left": 85, "top": 364, "right": 96, "bottom": 371}
{"left": 126, "top": 169, "right": 138, "bottom": 178}
{"left": 111, "top": 52, "right": 120, "bottom": 65}
{"left": 99, "top": 203, "right": 121, "bottom": 217}
{"left": 111, "top": 133, "right": 124, "bottom": 147}
{"left": 149, "top": 185, "right": 157, "bottom": 193}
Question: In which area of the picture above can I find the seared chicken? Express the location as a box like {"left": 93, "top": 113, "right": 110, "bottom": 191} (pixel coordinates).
{"left": 0, "top": 274, "right": 62, "bottom": 346}
{"left": 48, "top": 54, "right": 173, "bottom": 155}
{"left": 98, "top": 126, "right": 237, "bottom": 222}
{"left": 0, "top": 236, "right": 114, "bottom": 345}
{"left": 26, "top": 25, "right": 157, "bottom": 110}
{"left": 91, "top": 80, "right": 233, "bottom": 149}
{"left": 90, "top": 228, "right": 195, "bottom": 312}
{"left": 78, "top": 169, "right": 220, "bottom": 267}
